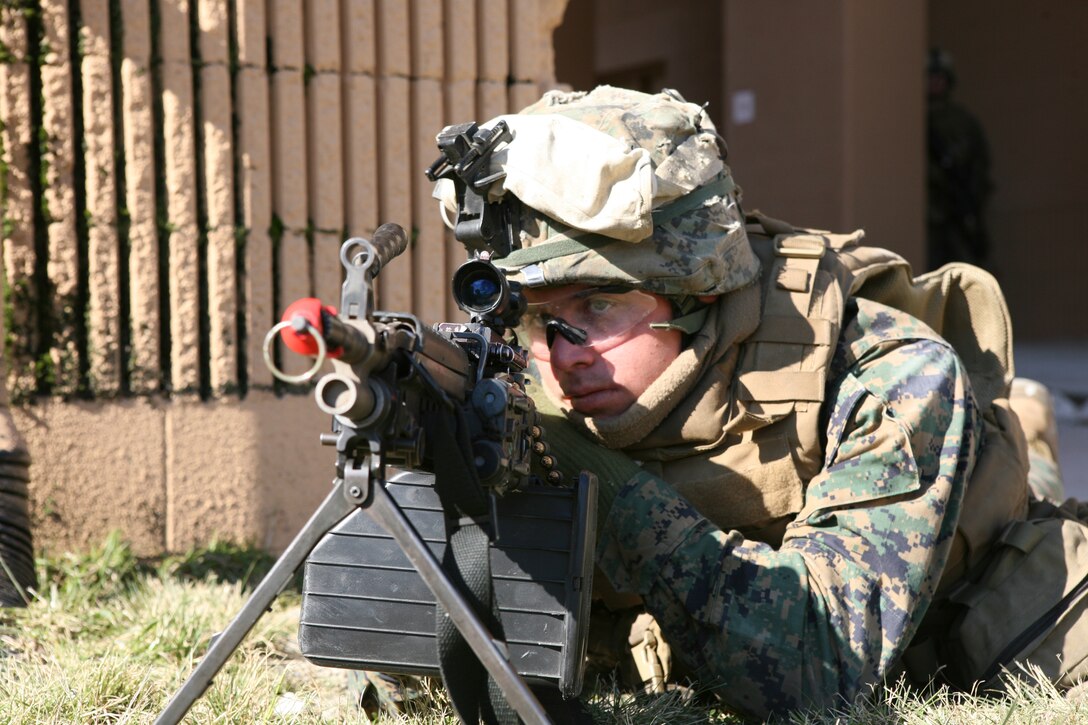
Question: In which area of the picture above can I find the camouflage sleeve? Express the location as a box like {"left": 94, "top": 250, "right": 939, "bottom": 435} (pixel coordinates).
{"left": 596, "top": 308, "right": 981, "bottom": 717}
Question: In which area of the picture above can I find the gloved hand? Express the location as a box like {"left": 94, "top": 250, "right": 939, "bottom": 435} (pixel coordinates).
{"left": 531, "top": 393, "right": 643, "bottom": 530}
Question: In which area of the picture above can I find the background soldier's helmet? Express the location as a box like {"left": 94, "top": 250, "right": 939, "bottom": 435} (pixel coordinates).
{"left": 440, "top": 85, "right": 761, "bottom": 298}
{"left": 927, "top": 47, "right": 957, "bottom": 89}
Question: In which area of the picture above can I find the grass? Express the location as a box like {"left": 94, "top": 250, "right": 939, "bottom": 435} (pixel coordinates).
{"left": 1, "top": 533, "right": 1088, "bottom": 724}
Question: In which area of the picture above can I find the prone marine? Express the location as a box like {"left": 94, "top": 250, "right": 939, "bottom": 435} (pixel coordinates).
{"left": 372, "top": 84, "right": 1076, "bottom": 718}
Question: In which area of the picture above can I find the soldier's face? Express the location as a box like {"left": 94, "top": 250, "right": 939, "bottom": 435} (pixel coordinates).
{"left": 521, "top": 285, "right": 683, "bottom": 418}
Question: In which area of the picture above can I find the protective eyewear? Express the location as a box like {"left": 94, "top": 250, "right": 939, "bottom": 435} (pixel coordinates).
{"left": 518, "top": 286, "right": 660, "bottom": 361}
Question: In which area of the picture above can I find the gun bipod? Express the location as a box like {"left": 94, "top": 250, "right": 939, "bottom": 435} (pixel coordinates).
{"left": 154, "top": 458, "right": 550, "bottom": 725}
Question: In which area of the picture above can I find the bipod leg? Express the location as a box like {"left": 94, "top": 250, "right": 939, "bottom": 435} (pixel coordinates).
{"left": 155, "top": 479, "right": 359, "bottom": 725}
{"left": 366, "top": 465, "right": 551, "bottom": 725}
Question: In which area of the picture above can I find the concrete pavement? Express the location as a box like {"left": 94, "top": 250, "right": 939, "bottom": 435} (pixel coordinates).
{"left": 1014, "top": 342, "right": 1088, "bottom": 500}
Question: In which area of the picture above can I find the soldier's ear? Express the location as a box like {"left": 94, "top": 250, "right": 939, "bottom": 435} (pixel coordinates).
{"left": 698, "top": 295, "right": 718, "bottom": 304}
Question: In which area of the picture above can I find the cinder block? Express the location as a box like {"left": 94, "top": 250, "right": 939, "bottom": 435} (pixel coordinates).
{"left": 1, "top": 58, "right": 36, "bottom": 241}
{"left": 510, "top": 0, "right": 565, "bottom": 83}
{"left": 198, "top": 0, "right": 231, "bottom": 64}
{"left": 243, "top": 227, "right": 275, "bottom": 389}
{"left": 79, "top": 0, "right": 111, "bottom": 58}
{"left": 15, "top": 398, "right": 167, "bottom": 556}
{"left": 233, "top": 0, "right": 266, "bottom": 67}
{"left": 538, "top": 0, "right": 568, "bottom": 84}
{"left": 0, "top": 5, "right": 29, "bottom": 59}
{"left": 444, "top": 226, "right": 471, "bottom": 321}
{"left": 312, "top": 231, "right": 343, "bottom": 307}
{"left": 475, "top": 0, "right": 508, "bottom": 81}
{"left": 305, "top": 0, "right": 341, "bottom": 72}
{"left": 376, "top": 76, "right": 412, "bottom": 310}
{"left": 477, "top": 79, "right": 509, "bottom": 121}
{"left": 442, "top": 79, "right": 477, "bottom": 318}
{"left": 411, "top": 0, "right": 444, "bottom": 80}
{"left": 443, "top": 78, "right": 477, "bottom": 125}
{"left": 377, "top": 0, "right": 410, "bottom": 75}
{"left": 87, "top": 224, "right": 121, "bottom": 395}
{"left": 0, "top": 39, "right": 39, "bottom": 397}
{"left": 121, "top": 59, "right": 156, "bottom": 229}
{"left": 161, "top": 61, "right": 199, "bottom": 229}
{"left": 46, "top": 220, "right": 78, "bottom": 300}
{"left": 158, "top": 0, "right": 192, "bottom": 63}
{"left": 165, "top": 398, "right": 259, "bottom": 548}
{"left": 201, "top": 64, "right": 235, "bottom": 229}
{"left": 250, "top": 392, "right": 342, "bottom": 552}
{"left": 269, "top": 0, "right": 305, "bottom": 69}
{"left": 270, "top": 70, "right": 308, "bottom": 230}
{"left": 277, "top": 230, "right": 311, "bottom": 324}
{"left": 47, "top": 218, "right": 81, "bottom": 395}
{"left": 236, "top": 67, "right": 272, "bottom": 230}
{"left": 40, "top": 64, "right": 77, "bottom": 224}
{"left": 510, "top": 80, "right": 543, "bottom": 113}
{"left": 206, "top": 225, "right": 239, "bottom": 394}
{"left": 81, "top": 53, "right": 116, "bottom": 226}
{"left": 508, "top": 0, "right": 540, "bottom": 80}
{"left": 19, "top": 394, "right": 336, "bottom": 557}
{"left": 343, "top": 73, "right": 378, "bottom": 239}
{"left": 341, "top": 0, "right": 376, "bottom": 74}
{"left": 306, "top": 73, "right": 344, "bottom": 231}
{"left": 443, "top": 0, "right": 477, "bottom": 81}
{"left": 120, "top": 0, "right": 152, "bottom": 62}
{"left": 168, "top": 226, "right": 202, "bottom": 394}
{"left": 411, "top": 79, "right": 448, "bottom": 322}
{"left": 126, "top": 222, "right": 161, "bottom": 394}
{"left": 40, "top": 0, "right": 70, "bottom": 66}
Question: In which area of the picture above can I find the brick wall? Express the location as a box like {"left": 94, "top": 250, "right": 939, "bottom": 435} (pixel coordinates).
{"left": 0, "top": 0, "right": 568, "bottom": 554}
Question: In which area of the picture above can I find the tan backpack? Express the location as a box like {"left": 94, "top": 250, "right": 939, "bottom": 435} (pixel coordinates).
{"left": 747, "top": 214, "right": 1088, "bottom": 693}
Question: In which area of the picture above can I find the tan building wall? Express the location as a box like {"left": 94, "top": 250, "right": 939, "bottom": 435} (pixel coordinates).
{"left": 928, "top": 1, "right": 1088, "bottom": 340}
{"left": 0, "top": 0, "right": 569, "bottom": 556}
{"left": 558, "top": 0, "right": 926, "bottom": 269}
{"left": 558, "top": 0, "right": 1087, "bottom": 341}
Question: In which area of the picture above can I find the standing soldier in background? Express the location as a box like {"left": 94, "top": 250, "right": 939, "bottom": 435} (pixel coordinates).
{"left": 927, "top": 47, "right": 994, "bottom": 271}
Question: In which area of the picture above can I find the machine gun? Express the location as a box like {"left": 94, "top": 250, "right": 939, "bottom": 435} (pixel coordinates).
{"left": 156, "top": 122, "right": 596, "bottom": 725}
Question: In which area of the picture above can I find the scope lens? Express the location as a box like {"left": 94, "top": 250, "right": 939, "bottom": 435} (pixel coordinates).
{"left": 466, "top": 278, "right": 501, "bottom": 308}
{"left": 453, "top": 260, "right": 509, "bottom": 314}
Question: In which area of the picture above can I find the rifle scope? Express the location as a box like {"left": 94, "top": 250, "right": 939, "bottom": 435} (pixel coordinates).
{"left": 452, "top": 259, "right": 524, "bottom": 326}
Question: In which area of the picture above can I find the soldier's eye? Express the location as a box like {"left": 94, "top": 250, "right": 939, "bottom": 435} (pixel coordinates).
{"left": 583, "top": 296, "right": 618, "bottom": 317}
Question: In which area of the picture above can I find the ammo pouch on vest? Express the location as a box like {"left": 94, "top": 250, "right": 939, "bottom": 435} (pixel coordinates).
{"left": 939, "top": 499, "right": 1088, "bottom": 692}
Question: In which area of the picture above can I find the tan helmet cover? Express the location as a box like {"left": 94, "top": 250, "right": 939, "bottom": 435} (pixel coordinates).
{"left": 434, "top": 85, "right": 761, "bottom": 297}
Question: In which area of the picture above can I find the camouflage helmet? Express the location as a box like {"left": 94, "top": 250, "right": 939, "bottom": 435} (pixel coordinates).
{"left": 487, "top": 85, "right": 760, "bottom": 298}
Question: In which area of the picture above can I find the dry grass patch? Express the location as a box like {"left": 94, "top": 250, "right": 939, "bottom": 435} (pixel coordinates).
{"left": 2, "top": 533, "right": 1087, "bottom": 723}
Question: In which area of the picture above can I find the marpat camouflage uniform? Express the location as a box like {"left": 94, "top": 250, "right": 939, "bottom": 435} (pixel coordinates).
{"left": 596, "top": 297, "right": 981, "bottom": 716}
